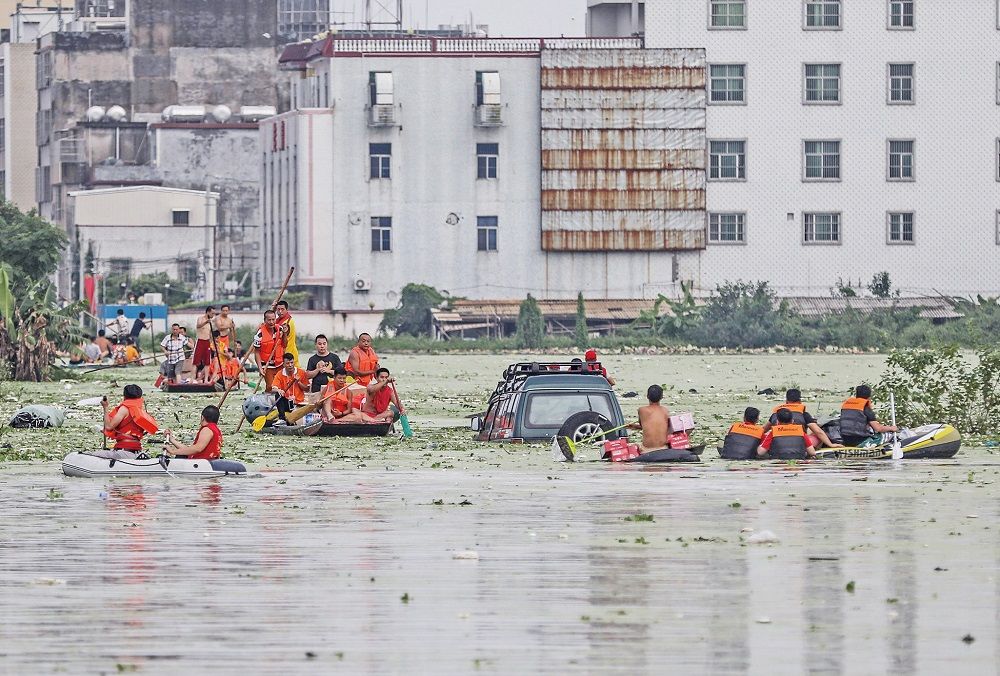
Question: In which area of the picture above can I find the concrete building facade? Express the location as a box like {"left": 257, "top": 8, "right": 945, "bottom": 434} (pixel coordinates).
{"left": 0, "top": 41, "right": 36, "bottom": 210}
{"left": 646, "top": 0, "right": 1000, "bottom": 296}
{"left": 267, "top": 36, "right": 706, "bottom": 312}
{"left": 586, "top": 0, "right": 645, "bottom": 37}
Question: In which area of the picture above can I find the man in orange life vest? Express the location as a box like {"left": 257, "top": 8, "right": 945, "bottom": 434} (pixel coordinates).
{"left": 253, "top": 309, "right": 285, "bottom": 392}
{"left": 101, "top": 384, "right": 159, "bottom": 459}
{"left": 757, "top": 407, "right": 817, "bottom": 459}
{"left": 363, "top": 367, "right": 406, "bottom": 423}
{"left": 346, "top": 333, "right": 379, "bottom": 386}
{"left": 322, "top": 367, "right": 373, "bottom": 423}
{"left": 761, "top": 388, "right": 838, "bottom": 448}
{"left": 720, "top": 407, "right": 765, "bottom": 460}
{"left": 840, "top": 384, "right": 897, "bottom": 447}
{"left": 271, "top": 352, "right": 310, "bottom": 423}
{"left": 164, "top": 405, "right": 223, "bottom": 460}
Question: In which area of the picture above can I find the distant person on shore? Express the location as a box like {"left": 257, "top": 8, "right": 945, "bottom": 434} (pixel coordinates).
{"left": 757, "top": 408, "right": 816, "bottom": 459}
{"left": 275, "top": 300, "right": 298, "bottom": 367}
{"left": 129, "top": 311, "right": 150, "bottom": 343}
{"left": 164, "top": 405, "right": 223, "bottom": 460}
{"left": 124, "top": 337, "right": 141, "bottom": 364}
{"left": 95, "top": 330, "right": 112, "bottom": 358}
{"left": 305, "top": 334, "right": 342, "bottom": 397}
{"left": 215, "top": 304, "right": 236, "bottom": 355}
{"left": 628, "top": 384, "right": 670, "bottom": 451}
{"left": 156, "top": 323, "right": 189, "bottom": 387}
{"left": 584, "top": 349, "right": 616, "bottom": 386}
{"left": 83, "top": 336, "right": 103, "bottom": 363}
{"left": 107, "top": 308, "right": 129, "bottom": 341}
{"left": 363, "top": 368, "right": 406, "bottom": 423}
{"left": 720, "top": 407, "right": 765, "bottom": 460}
{"left": 840, "top": 385, "right": 897, "bottom": 446}
{"left": 346, "top": 333, "right": 380, "bottom": 386}
{"left": 762, "top": 388, "right": 838, "bottom": 448}
{"left": 101, "top": 384, "right": 159, "bottom": 459}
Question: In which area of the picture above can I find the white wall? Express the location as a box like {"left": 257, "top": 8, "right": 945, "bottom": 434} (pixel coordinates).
{"left": 647, "top": 0, "right": 1000, "bottom": 296}
{"left": 168, "top": 309, "right": 382, "bottom": 341}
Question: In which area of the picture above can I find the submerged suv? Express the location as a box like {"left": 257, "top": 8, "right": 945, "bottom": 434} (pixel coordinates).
{"left": 471, "top": 362, "right": 627, "bottom": 443}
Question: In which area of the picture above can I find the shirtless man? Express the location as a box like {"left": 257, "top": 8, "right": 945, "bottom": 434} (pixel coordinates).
{"left": 630, "top": 384, "right": 671, "bottom": 451}
{"left": 215, "top": 304, "right": 236, "bottom": 356}
{"left": 193, "top": 307, "right": 216, "bottom": 382}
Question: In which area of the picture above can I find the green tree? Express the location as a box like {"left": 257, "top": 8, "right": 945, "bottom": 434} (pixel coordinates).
{"left": 574, "top": 292, "right": 588, "bottom": 348}
{"left": 379, "top": 283, "right": 445, "bottom": 337}
{"left": 0, "top": 200, "right": 66, "bottom": 283}
{"left": 695, "top": 281, "right": 795, "bottom": 349}
{"left": 868, "top": 271, "right": 893, "bottom": 299}
{"left": 516, "top": 294, "right": 545, "bottom": 349}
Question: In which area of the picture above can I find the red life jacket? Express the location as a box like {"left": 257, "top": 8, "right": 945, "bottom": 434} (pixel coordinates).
{"left": 257, "top": 324, "right": 284, "bottom": 366}
{"left": 188, "top": 422, "right": 222, "bottom": 460}
{"left": 370, "top": 386, "right": 393, "bottom": 414}
{"left": 104, "top": 398, "right": 159, "bottom": 451}
{"left": 345, "top": 346, "right": 378, "bottom": 385}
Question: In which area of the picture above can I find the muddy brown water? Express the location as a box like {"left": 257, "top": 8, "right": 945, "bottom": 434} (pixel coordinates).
{"left": 1, "top": 354, "right": 999, "bottom": 673}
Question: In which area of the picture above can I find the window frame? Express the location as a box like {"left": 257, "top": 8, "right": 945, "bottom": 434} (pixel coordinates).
{"left": 476, "top": 143, "right": 499, "bottom": 180}
{"left": 368, "top": 71, "right": 394, "bottom": 106}
{"left": 370, "top": 216, "right": 392, "bottom": 252}
{"left": 887, "top": 62, "right": 915, "bottom": 105}
{"left": 887, "top": 139, "right": 915, "bottom": 182}
{"left": 171, "top": 209, "right": 190, "bottom": 226}
{"left": 707, "top": 0, "right": 747, "bottom": 30}
{"left": 369, "top": 142, "right": 391, "bottom": 180}
{"left": 803, "top": 0, "right": 842, "bottom": 30}
{"left": 802, "top": 139, "right": 842, "bottom": 182}
{"left": 708, "top": 63, "right": 747, "bottom": 105}
{"left": 887, "top": 0, "right": 915, "bottom": 30}
{"left": 886, "top": 211, "right": 915, "bottom": 245}
{"left": 996, "top": 210, "right": 1000, "bottom": 246}
{"left": 708, "top": 212, "right": 747, "bottom": 245}
{"left": 477, "top": 215, "right": 499, "bottom": 252}
{"left": 802, "top": 211, "right": 842, "bottom": 245}
{"left": 802, "top": 62, "right": 842, "bottom": 105}
{"left": 708, "top": 138, "right": 747, "bottom": 182}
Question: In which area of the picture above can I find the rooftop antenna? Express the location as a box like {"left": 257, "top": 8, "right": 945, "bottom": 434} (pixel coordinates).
{"left": 364, "top": 0, "right": 403, "bottom": 34}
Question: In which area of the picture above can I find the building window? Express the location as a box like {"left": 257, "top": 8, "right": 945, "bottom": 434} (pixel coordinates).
{"left": 477, "top": 143, "right": 498, "bottom": 179}
{"left": 0, "top": 60, "right": 5, "bottom": 96}
{"left": 0, "top": 170, "right": 5, "bottom": 200}
{"left": 172, "top": 209, "right": 190, "bottom": 226}
{"left": 709, "top": 64, "right": 746, "bottom": 104}
{"left": 369, "top": 143, "right": 391, "bottom": 179}
{"left": 804, "top": 0, "right": 841, "bottom": 28}
{"left": 888, "top": 63, "right": 914, "bottom": 104}
{"left": 0, "top": 119, "right": 5, "bottom": 152}
{"left": 477, "top": 216, "right": 498, "bottom": 251}
{"left": 888, "top": 0, "right": 914, "bottom": 28}
{"left": 371, "top": 216, "right": 391, "bottom": 252}
{"left": 179, "top": 259, "right": 200, "bottom": 285}
{"left": 369, "top": 71, "right": 394, "bottom": 106}
{"left": 708, "top": 140, "right": 746, "bottom": 180}
{"left": 803, "top": 212, "right": 841, "bottom": 243}
{"left": 708, "top": 212, "right": 746, "bottom": 243}
{"left": 887, "top": 140, "right": 915, "bottom": 180}
{"left": 887, "top": 212, "right": 914, "bottom": 243}
{"left": 996, "top": 211, "right": 1000, "bottom": 245}
{"left": 709, "top": 0, "right": 746, "bottom": 28}
{"left": 803, "top": 140, "right": 841, "bottom": 180}
{"left": 804, "top": 63, "right": 841, "bottom": 103}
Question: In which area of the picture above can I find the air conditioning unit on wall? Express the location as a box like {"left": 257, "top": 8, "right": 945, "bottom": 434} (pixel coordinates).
{"left": 353, "top": 276, "right": 372, "bottom": 292}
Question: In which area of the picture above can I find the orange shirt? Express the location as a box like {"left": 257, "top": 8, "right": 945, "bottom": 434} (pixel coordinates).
{"left": 272, "top": 367, "right": 309, "bottom": 404}
{"left": 223, "top": 359, "right": 242, "bottom": 380}
{"left": 346, "top": 346, "right": 379, "bottom": 386}
{"left": 322, "top": 382, "right": 353, "bottom": 415}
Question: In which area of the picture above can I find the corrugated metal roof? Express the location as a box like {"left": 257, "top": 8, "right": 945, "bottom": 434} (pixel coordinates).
{"left": 782, "top": 297, "right": 964, "bottom": 318}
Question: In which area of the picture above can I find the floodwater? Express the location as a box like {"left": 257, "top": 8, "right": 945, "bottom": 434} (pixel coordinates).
{"left": 1, "top": 354, "right": 999, "bottom": 674}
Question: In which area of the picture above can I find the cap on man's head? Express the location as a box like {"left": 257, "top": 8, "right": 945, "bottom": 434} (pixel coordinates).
{"left": 584, "top": 349, "right": 597, "bottom": 361}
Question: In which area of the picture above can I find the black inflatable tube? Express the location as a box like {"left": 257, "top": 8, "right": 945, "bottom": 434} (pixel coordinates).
{"left": 627, "top": 448, "right": 701, "bottom": 463}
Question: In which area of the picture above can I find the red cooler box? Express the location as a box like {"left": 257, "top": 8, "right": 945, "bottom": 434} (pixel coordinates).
{"left": 602, "top": 438, "right": 641, "bottom": 462}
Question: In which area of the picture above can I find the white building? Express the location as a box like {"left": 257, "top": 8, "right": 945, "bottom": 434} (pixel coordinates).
{"left": 587, "top": 0, "right": 644, "bottom": 37}
{"left": 266, "top": 36, "right": 706, "bottom": 311}
{"left": 646, "top": 0, "right": 1000, "bottom": 296}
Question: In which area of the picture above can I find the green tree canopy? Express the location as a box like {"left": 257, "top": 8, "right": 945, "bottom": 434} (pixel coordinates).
{"left": 516, "top": 294, "right": 545, "bottom": 349}
{"left": 379, "top": 283, "right": 446, "bottom": 337}
{"left": 574, "top": 292, "right": 588, "bottom": 348}
{"left": 0, "top": 200, "right": 67, "bottom": 285}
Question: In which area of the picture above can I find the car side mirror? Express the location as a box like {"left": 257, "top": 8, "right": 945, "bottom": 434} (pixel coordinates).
{"left": 469, "top": 416, "right": 482, "bottom": 432}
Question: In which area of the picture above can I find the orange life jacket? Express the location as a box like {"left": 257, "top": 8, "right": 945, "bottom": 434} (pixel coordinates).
{"left": 720, "top": 421, "right": 765, "bottom": 460}
{"left": 188, "top": 422, "right": 222, "bottom": 460}
{"left": 346, "top": 346, "right": 379, "bottom": 385}
{"left": 772, "top": 402, "right": 808, "bottom": 427}
{"left": 223, "top": 359, "right": 241, "bottom": 380}
{"left": 257, "top": 324, "right": 284, "bottom": 365}
{"left": 840, "top": 397, "right": 873, "bottom": 439}
{"left": 104, "top": 397, "right": 159, "bottom": 451}
{"left": 769, "top": 423, "right": 807, "bottom": 460}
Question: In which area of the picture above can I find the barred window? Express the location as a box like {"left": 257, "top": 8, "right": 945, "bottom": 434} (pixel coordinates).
{"left": 805, "top": 0, "right": 841, "bottom": 28}
{"left": 887, "top": 212, "right": 914, "bottom": 243}
{"left": 888, "top": 140, "right": 914, "bottom": 180}
{"left": 709, "top": 64, "right": 746, "bottom": 103}
{"left": 709, "top": 212, "right": 745, "bottom": 243}
{"left": 804, "top": 140, "right": 841, "bottom": 180}
{"left": 804, "top": 212, "right": 841, "bottom": 243}
{"left": 709, "top": 0, "right": 746, "bottom": 28}
{"left": 804, "top": 63, "right": 841, "bottom": 103}
{"left": 888, "top": 63, "right": 914, "bottom": 103}
{"left": 709, "top": 140, "right": 746, "bottom": 180}
{"left": 888, "top": 0, "right": 914, "bottom": 28}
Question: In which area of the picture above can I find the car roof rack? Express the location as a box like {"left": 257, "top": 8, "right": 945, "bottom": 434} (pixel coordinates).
{"left": 487, "top": 361, "right": 604, "bottom": 401}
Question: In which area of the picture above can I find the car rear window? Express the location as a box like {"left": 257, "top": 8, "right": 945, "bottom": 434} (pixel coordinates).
{"left": 524, "top": 393, "right": 613, "bottom": 429}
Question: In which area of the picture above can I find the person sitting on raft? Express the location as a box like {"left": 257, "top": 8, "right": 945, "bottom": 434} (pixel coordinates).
{"left": 584, "top": 349, "right": 616, "bottom": 386}
{"left": 322, "top": 367, "right": 375, "bottom": 423}
{"left": 271, "top": 352, "right": 310, "bottom": 423}
{"left": 362, "top": 367, "right": 406, "bottom": 423}
{"left": 163, "top": 405, "right": 223, "bottom": 460}
{"left": 346, "top": 333, "right": 379, "bottom": 386}
{"left": 720, "top": 407, "right": 765, "bottom": 460}
{"left": 757, "top": 408, "right": 817, "bottom": 459}
{"left": 762, "top": 388, "right": 838, "bottom": 448}
{"left": 218, "top": 348, "right": 247, "bottom": 389}
{"left": 101, "top": 384, "right": 159, "bottom": 459}
{"left": 627, "top": 384, "right": 670, "bottom": 451}
{"left": 840, "top": 384, "right": 898, "bottom": 447}
{"left": 305, "top": 334, "right": 342, "bottom": 400}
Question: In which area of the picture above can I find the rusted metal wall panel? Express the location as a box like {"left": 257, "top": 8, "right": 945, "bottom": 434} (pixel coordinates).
{"left": 539, "top": 47, "right": 707, "bottom": 252}
{"left": 542, "top": 169, "right": 704, "bottom": 191}
{"left": 542, "top": 129, "right": 705, "bottom": 151}
{"left": 542, "top": 210, "right": 705, "bottom": 232}
{"left": 542, "top": 88, "right": 705, "bottom": 111}
{"left": 542, "top": 149, "right": 705, "bottom": 170}
{"left": 541, "top": 107, "right": 705, "bottom": 130}
{"left": 542, "top": 229, "right": 705, "bottom": 250}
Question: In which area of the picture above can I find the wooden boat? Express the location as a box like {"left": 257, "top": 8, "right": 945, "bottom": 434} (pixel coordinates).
{"left": 160, "top": 382, "right": 224, "bottom": 394}
{"left": 315, "top": 421, "right": 393, "bottom": 437}
{"left": 256, "top": 420, "right": 323, "bottom": 436}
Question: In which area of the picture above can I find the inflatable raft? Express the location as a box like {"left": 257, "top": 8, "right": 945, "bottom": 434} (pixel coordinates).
{"left": 718, "top": 423, "right": 960, "bottom": 460}
{"left": 62, "top": 452, "right": 247, "bottom": 478}
{"left": 160, "top": 382, "right": 224, "bottom": 394}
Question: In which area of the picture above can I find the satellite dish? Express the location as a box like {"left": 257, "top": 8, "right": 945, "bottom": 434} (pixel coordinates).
{"left": 348, "top": 212, "right": 363, "bottom": 226}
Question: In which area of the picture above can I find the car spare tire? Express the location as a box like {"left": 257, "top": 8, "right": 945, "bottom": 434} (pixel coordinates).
{"left": 558, "top": 411, "right": 615, "bottom": 443}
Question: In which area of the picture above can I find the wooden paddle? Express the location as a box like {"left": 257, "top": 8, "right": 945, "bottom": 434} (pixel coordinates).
{"left": 390, "top": 382, "right": 413, "bottom": 438}
{"left": 285, "top": 380, "right": 353, "bottom": 425}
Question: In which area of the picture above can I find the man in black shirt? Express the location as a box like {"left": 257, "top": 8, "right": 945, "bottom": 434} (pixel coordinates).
{"left": 130, "top": 312, "right": 150, "bottom": 342}
{"left": 305, "top": 334, "right": 342, "bottom": 393}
